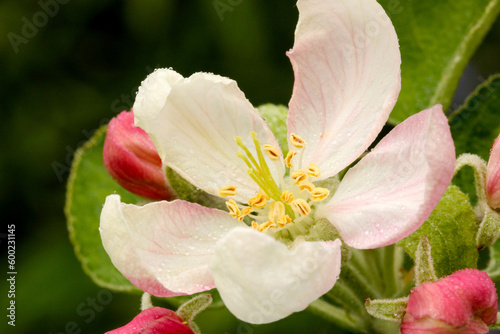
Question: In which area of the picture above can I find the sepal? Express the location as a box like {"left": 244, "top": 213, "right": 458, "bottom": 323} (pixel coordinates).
{"left": 414, "top": 235, "right": 437, "bottom": 285}
{"left": 365, "top": 297, "right": 409, "bottom": 322}
{"left": 477, "top": 208, "right": 500, "bottom": 248}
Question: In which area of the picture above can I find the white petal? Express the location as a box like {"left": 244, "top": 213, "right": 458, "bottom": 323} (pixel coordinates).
{"left": 287, "top": 0, "right": 401, "bottom": 179}
{"left": 317, "top": 105, "right": 455, "bottom": 249}
{"left": 210, "top": 228, "right": 341, "bottom": 324}
{"left": 99, "top": 194, "right": 245, "bottom": 296}
{"left": 133, "top": 69, "right": 281, "bottom": 200}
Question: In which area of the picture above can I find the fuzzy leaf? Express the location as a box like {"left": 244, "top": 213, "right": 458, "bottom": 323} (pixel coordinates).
{"left": 399, "top": 185, "right": 478, "bottom": 277}
{"left": 378, "top": 0, "right": 500, "bottom": 124}
{"left": 65, "top": 126, "right": 143, "bottom": 292}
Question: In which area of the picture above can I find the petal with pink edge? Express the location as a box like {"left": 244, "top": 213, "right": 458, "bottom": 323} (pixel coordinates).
{"left": 317, "top": 105, "right": 455, "bottom": 249}
{"left": 99, "top": 194, "right": 245, "bottom": 296}
{"left": 486, "top": 134, "right": 500, "bottom": 209}
{"left": 133, "top": 69, "right": 281, "bottom": 200}
{"left": 210, "top": 227, "right": 341, "bottom": 324}
{"left": 287, "top": 0, "right": 401, "bottom": 179}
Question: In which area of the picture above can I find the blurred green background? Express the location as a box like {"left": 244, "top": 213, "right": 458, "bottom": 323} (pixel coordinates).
{"left": 0, "top": 0, "right": 499, "bottom": 333}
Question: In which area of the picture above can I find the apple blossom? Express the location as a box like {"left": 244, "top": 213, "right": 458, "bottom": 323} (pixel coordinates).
{"left": 401, "top": 269, "right": 497, "bottom": 333}
{"left": 100, "top": 0, "right": 455, "bottom": 324}
{"left": 486, "top": 134, "right": 500, "bottom": 209}
{"left": 103, "top": 110, "right": 176, "bottom": 200}
{"left": 106, "top": 307, "right": 194, "bottom": 334}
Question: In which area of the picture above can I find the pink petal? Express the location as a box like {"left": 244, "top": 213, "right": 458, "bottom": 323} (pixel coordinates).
{"left": 318, "top": 105, "right": 455, "bottom": 249}
{"left": 133, "top": 69, "right": 280, "bottom": 200}
{"left": 210, "top": 228, "right": 342, "bottom": 324}
{"left": 106, "top": 307, "right": 194, "bottom": 334}
{"left": 401, "top": 269, "right": 497, "bottom": 333}
{"left": 99, "top": 195, "right": 245, "bottom": 296}
{"left": 287, "top": 0, "right": 401, "bottom": 179}
{"left": 486, "top": 134, "right": 500, "bottom": 209}
{"left": 103, "top": 110, "right": 175, "bottom": 200}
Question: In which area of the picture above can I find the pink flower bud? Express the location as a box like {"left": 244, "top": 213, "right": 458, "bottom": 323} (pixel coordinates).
{"left": 401, "top": 269, "right": 497, "bottom": 333}
{"left": 487, "top": 134, "right": 500, "bottom": 209}
{"left": 106, "top": 307, "right": 194, "bottom": 334}
{"left": 103, "top": 110, "right": 176, "bottom": 200}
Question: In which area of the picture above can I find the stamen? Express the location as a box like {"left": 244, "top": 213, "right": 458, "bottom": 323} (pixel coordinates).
{"left": 263, "top": 145, "right": 280, "bottom": 161}
{"left": 219, "top": 185, "right": 237, "bottom": 197}
{"left": 306, "top": 163, "right": 321, "bottom": 178}
{"left": 277, "top": 215, "right": 292, "bottom": 228}
{"left": 290, "top": 133, "right": 305, "bottom": 149}
{"left": 251, "top": 221, "right": 259, "bottom": 230}
{"left": 311, "top": 188, "right": 330, "bottom": 201}
{"left": 259, "top": 221, "right": 276, "bottom": 232}
{"left": 285, "top": 151, "right": 298, "bottom": 168}
{"left": 291, "top": 199, "right": 311, "bottom": 216}
{"left": 226, "top": 199, "right": 240, "bottom": 219}
{"left": 268, "top": 201, "right": 285, "bottom": 221}
{"left": 298, "top": 180, "right": 315, "bottom": 193}
{"left": 238, "top": 207, "right": 254, "bottom": 221}
{"left": 291, "top": 170, "right": 307, "bottom": 184}
{"left": 248, "top": 193, "right": 267, "bottom": 209}
{"left": 280, "top": 191, "right": 295, "bottom": 204}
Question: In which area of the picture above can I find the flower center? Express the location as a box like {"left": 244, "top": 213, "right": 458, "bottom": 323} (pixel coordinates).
{"left": 219, "top": 132, "right": 330, "bottom": 236}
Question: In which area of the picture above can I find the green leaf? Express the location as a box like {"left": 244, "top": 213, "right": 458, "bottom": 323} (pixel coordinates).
{"left": 378, "top": 0, "right": 500, "bottom": 124}
{"left": 399, "top": 185, "right": 478, "bottom": 277}
{"left": 450, "top": 75, "right": 500, "bottom": 200}
{"left": 65, "top": 125, "right": 142, "bottom": 292}
{"left": 449, "top": 75, "right": 500, "bottom": 159}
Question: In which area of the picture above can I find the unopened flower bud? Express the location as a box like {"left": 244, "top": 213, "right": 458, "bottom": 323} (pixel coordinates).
{"left": 486, "top": 134, "right": 500, "bottom": 209}
{"left": 106, "top": 307, "right": 194, "bottom": 334}
{"left": 401, "top": 269, "right": 497, "bottom": 333}
{"left": 103, "top": 110, "right": 175, "bottom": 200}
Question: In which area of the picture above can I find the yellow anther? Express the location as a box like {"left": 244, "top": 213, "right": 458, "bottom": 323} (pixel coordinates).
{"left": 285, "top": 150, "right": 298, "bottom": 168}
{"left": 291, "top": 170, "right": 307, "bottom": 184}
{"left": 219, "top": 185, "right": 237, "bottom": 197}
{"left": 259, "top": 221, "right": 276, "bottom": 232}
{"left": 306, "top": 163, "right": 321, "bottom": 178}
{"left": 238, "top": 206, "right": 254, "bottom": 221}
{"left": 311, "top": 188, "right": 330, "bottom": 201}
{"left": 248, "top": 193, "right": 267, "bottom": 209}
{"left": 251, "top": 221, "right": 259, "bottom": 230}
{"left": 291, "top": 199, "right": 311, "bottom": 216}
{"left": 263, "top": 145, "right": 280, "bottom": 161}
{"left": 268, "top": 201, "right": 285, "bottom": 222}
{"left": 226, "top": 200, "right": 240, "bottom": 219}
{"left": 280, "top": 191, "right": 295, "bottom": 204}
{"left": 290, "top": 133, "right": 306, "bottom": 149}
{"left": 277, "top": 215, "right": 292, "bottom": 228}
{"left": 298, "top": 180, "right": 315, "bottom": 193}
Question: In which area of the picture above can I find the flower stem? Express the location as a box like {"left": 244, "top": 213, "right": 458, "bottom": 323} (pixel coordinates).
{"left": 307, "top": 299, "right": 368, "bottom": 333}
{"left": 382, "top": 244, "right": 398, "bottom": 296}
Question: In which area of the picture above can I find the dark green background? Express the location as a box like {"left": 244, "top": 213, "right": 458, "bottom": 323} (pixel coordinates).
{"left": 0, "top": 0, "right": 499, "bottom": 333}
